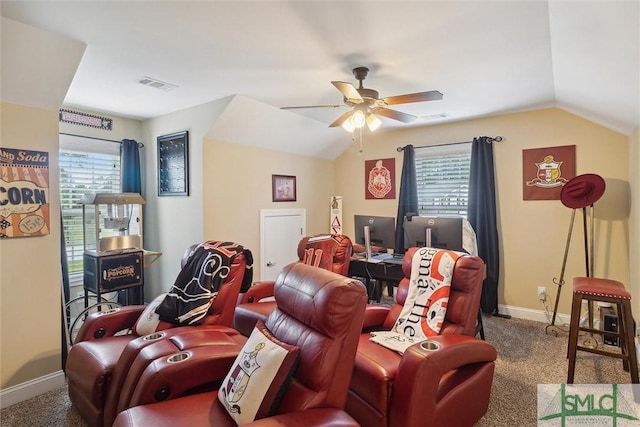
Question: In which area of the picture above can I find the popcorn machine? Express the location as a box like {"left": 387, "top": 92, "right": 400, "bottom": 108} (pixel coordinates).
{"left": 79, "top": 192, "right": 160, "bottom": 305}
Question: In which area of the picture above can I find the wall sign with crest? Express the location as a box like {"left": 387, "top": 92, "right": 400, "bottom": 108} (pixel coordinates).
{"left": 522, "top": 145, "right": 576, "bottom": 200}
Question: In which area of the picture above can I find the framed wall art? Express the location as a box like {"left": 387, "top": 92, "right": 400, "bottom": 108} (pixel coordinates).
{"left": 157, "top": 131, "right": 189, "bottom": 196}
{"left": 522, "top": 144, "right": 575, "bottom": 200}
{"left": 365, "top": 158, "right": 396, "bottom": 200}
{"left": 272, "top": 175, "right": 296, "bottom": 202}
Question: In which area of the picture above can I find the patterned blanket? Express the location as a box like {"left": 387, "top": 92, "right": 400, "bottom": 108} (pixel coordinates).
{"left": 155, "top": 241, "right": 253, "bottom": 325}
{"left": 370, "top": 247, "right": 463, "bottom": 353}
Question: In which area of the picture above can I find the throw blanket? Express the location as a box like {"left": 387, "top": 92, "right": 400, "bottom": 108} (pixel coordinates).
{"left": 156, "top": 241, "right": 253, "bottom": 325}
{"left": 370, "top": 247, "right": 463, "bottom": 354}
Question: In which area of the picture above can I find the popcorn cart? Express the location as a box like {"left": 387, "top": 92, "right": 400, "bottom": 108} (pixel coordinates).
{"left": 78, "top": 193, "right": 161, "bottom": 306}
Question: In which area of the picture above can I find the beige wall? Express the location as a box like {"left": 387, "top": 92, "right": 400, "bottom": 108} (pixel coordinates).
{"left": 141, "top": 99, "right": 230, "bottom": 299}
{"left": 203, "top": 140, "right": 335, "bottom": 280}
{"left": 0, "top": 103, "right": 63, "bottom": 388}
{"left": 336, "top": 108, "right": 630, "bottom": 318}
{"left": 629, "top": 128, "right": 639, "bottom": 309}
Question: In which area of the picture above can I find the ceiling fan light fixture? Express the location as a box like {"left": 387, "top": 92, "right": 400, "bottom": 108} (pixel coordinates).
{"left": 351, "top": 109, "right": 366, "bottom": 128}
{"left": 366, "top": 113, "right": 382, "bottom": 131}
{"left": 341, "top": 112, "right": 356, "bottom": 132}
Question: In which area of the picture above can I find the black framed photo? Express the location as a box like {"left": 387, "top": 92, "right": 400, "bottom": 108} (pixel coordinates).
{"left": 272, "top": 175, "right": 296, "bottom": 202}
{"left": 157, "top": 131, "right": 189, "bottom": 196}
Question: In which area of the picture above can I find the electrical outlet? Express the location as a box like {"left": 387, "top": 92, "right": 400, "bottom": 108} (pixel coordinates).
{"left": 537, "top": 286, "right": 547, "bottom": 302}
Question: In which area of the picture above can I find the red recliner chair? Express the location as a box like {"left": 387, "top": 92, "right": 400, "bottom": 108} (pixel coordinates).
{"left": 233, "top": 233, "right": 352, "bottom": 336}
{"left": 66, "top": 241, "right": 252, "bottom": 427}
{"left": 112, "top": 262, "right": 367, "bottom": 427}
{"left": 346, "top": 247, "right": 497, "bottom": 427}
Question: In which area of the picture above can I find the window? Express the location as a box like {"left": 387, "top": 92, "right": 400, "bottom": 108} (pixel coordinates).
{"left": 60, "top": 135, "right": 121, "bottom": 278}
{"left": 415, "top": 143, "right": 471, "bottom": 218}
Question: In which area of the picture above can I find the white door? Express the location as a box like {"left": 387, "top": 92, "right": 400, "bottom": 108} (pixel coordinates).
{"left": 260, "top": 209, "right": 306, "bottom": 281}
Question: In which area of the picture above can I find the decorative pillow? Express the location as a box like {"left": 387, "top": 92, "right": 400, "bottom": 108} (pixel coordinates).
{"left": 132, "top": 293, "right": 172, "bottom": 336}
{"left": 218, "top": 320, "right": 299, "bottom": 424}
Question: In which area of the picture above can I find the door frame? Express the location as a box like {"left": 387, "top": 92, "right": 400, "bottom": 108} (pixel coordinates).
{"left": 259, "top": 208, "right": 306, "bottom": 280}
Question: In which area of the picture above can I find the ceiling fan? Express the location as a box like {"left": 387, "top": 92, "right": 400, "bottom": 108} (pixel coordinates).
{"left": 281, "top": 66, "right": 443, "bottom": 132}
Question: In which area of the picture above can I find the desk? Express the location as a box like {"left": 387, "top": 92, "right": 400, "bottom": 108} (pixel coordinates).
{"left": 348, "top": 257, "right": 404, "bottom": 302}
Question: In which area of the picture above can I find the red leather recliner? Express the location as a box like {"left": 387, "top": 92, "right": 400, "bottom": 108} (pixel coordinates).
{"left": 233, "top": 233, "right": 352, "bottom": 336}
{"left": 112, "top": 262, "right": 367, "bottom": 427}
{"left": 346, "top": 247, "right": 497, "bottom": 427}
{"left": 66, "top": 241, "right": 252, "bottom": 427}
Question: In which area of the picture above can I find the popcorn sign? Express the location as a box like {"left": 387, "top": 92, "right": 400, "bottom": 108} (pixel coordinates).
{"left": 0, "top": 147, "right": 50, "bottom": 238}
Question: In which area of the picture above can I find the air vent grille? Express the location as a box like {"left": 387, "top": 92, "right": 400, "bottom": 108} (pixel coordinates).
{"left": 423, "top": 113, "right": 450, "bottom": 120}
{"left": 136, "top": 76, "right": 178, "bottom": 92}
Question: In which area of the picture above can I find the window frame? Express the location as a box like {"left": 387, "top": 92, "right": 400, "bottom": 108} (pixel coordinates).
{"left": 59, "top": 134, "right": 122, "bottom": 282}
{"left": 414, "top": 142, "right": 471, "bottom": 219}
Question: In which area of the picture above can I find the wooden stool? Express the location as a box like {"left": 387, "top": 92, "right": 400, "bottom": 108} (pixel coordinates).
{"left": 567, "top": 277, "right": 638, "bottom": 383}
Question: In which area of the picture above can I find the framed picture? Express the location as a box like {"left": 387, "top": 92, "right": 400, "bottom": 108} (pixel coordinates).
{"left": 272, "top": 175, "right": 296, "bottom": 202}
{"left": 157, "top": 131, "right": 189, "bottom": 196}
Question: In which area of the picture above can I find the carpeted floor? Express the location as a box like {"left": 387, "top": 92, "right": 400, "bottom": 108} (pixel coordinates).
{"left": 1, "top": 314, "right": 635, "bottom": 426}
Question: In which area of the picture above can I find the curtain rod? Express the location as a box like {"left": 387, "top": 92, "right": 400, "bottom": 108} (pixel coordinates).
{"left": 396, "top": 136, "right": 503, "bottom": 152}
{"left": 59, "top": 132, "right": 145, "bottom": 148}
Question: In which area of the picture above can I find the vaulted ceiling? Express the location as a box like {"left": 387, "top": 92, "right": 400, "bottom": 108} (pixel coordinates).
{"left": 2, "top": 1, "right": 638, "bottom": 140}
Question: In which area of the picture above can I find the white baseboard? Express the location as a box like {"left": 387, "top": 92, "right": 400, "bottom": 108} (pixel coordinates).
{"left": 493, "top": 303, "right": 572, "bottom": 326}
{"left": 0, "top": 370, "right": 65, "bottom": 409}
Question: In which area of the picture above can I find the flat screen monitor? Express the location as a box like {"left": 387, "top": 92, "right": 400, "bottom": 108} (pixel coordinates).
{"left": 403, "top": 216, "right": 464, "bottom": 252}
{"left": 354, "top": 215, "right": 396, "bottom": 252}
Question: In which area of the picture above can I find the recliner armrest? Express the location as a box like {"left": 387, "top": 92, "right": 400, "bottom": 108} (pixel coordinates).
{"left": 240, "top": 281, "right": 276, "bottom": 303}
{"left": 361, "top": 304, "right": 391, "bottom": 331}
{"left": 245, "top": 408, "right": 360, "bottom": 426}
{"left": 74, "top": 305, "right": 144, "bottom": 343}
{"left": 391, "top": 335, "right": 497, "bottom": 427}
{"left": 127, "top": 344, "right": 244, "bottom": 408}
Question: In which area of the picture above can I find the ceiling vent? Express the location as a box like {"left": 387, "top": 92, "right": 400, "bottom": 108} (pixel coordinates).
{"left": 422, "top": 113, "right": 450, "bottom": 120}
{"left": 136, "top": 76, "right": 178, "bottom": 92}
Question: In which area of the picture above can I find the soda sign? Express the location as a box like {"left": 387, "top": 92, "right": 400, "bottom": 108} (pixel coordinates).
{"left": 0, "top": 147, "right": 50, "bottom": 238}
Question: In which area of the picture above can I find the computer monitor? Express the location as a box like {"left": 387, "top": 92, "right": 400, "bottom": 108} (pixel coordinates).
{"left": 354, "top": 215, "right": 396, "bottom": 253}
{"left": 403, "top": 216, "right": 464, "bottom": 252}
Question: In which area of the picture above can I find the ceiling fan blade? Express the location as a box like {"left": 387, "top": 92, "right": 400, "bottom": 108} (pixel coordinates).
{"left": 329, "top": 110, "right": 354, "bottom": 127}
{"left": 383, "top": 90, "right": 443, "bottom": 105}
{"left": 281, "top": 104, "right": 346, "bottom": 110}
{"left": 371, "top": 107, "right": 417, "bottom": 123}
{"left": 331, "top": 81, "right": 364, "bottom": 103}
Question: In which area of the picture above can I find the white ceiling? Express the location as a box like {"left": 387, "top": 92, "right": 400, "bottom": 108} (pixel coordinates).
{"left": 2, "top": 0, "right": 638, "bottom": 137}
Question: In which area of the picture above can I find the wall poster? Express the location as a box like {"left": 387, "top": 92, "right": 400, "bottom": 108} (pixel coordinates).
{"left": 0, "top": 147, "right": 50, "bottom": 238}
{"left": 365, "top": 158, "right": 396, "bottom": 200}
{"left": 523, "top": 145, "right": 576, "bottom": 200}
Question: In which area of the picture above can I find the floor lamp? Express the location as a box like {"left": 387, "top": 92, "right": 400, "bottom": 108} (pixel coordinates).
{"left": 546, "top": 174, "right": 606, "bottom": 335}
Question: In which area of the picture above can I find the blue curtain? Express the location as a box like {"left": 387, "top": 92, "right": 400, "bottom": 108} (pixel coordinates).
{"left": 120, "top": 139, "right": 141, "bottom": 194}
{"left": 394, "top": 145, "right": 419, "bottom": 253}
{"left": 467, "top": 137, "right": 500, "bottom": 314}
{"left": 120, "top": 139, "right": 142, "bottom": 304}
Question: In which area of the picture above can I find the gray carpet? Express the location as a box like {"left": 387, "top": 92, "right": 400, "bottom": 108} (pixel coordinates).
{"left": 1, "top": 315, "right": 634, "bottom": 426}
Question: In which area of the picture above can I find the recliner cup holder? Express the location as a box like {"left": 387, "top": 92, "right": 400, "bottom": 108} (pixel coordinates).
{"left": 143, "top": 332, "right": 165, "bottom": 341}
{"left": 167, "top": 352, "right": 190, "bottom": 363}
{"left": 420, "top": 341, "right": 440, "bottom": 351}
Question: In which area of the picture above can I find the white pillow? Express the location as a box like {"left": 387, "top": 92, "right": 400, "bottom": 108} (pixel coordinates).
{"left": 218, "top": 321, "right": 299, "bottom": 424}
{"left": 132, "top": 293, "right": 166, "bottom": 336}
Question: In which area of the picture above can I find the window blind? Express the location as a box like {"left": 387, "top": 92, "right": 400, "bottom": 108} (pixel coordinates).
{"left": 60, "top": 135, "right": 121, "bottom": 276}
{"left": 415, "top": 143, "right": 471, "bottom": 218}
